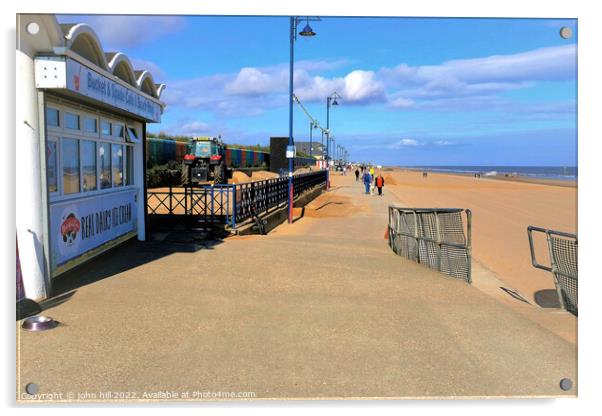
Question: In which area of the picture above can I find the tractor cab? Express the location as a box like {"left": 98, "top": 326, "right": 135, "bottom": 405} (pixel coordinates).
{"left": 187, "top": 139, "right": 220, "bottom": 158}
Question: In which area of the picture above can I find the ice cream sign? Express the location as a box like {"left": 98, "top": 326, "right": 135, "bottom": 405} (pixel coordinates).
{"left": 50, "top": 190, "right": 137, "bottom": 271}
{"left": 35, "top": 56, "right": 162, "bottom": 122}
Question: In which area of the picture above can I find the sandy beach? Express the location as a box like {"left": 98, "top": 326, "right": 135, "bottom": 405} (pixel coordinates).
{"left": 382, "top": 168, "right": 577, "bottom": 306}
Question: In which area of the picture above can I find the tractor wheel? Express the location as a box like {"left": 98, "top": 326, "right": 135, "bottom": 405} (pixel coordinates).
{"left": 213, "top": 163, "right": 225, "bottom": 184}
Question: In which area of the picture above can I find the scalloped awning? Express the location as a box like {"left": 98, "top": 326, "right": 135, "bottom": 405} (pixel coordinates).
{"left": 59, "top": 22, "right": 165, "bottom": 100}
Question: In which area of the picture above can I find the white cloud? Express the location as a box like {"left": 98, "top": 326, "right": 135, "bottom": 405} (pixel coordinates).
{"left": 388, "top": 139, "right": 422, "bottom": 149}
{"left": 389, "top": 97, "right": 414, "bottom": 108}
{"left": 163, "top": 45, "right": 575, "bottom": 119}
{"left": 179, "top": 121, "right": 211, "bottom": 135}
{"left": 223, "top": 65, "right": 386, "bottom": 105}
{"left": 435, "top": 140, "right": 454, "bottom": 146}
{"left": 421, "top": 44, "right": 576, "bottom": 84}
{"left": 224, "top": 67, "right": 287, "bottom": 96}
{"left": 342, "top": 70, "right": 386, "bottom": 103}
{"left": 381, "top": 44, "right": 575, "bottom": 101}
{"left": 293, "top": 72, "right": 343, "bottom": 101}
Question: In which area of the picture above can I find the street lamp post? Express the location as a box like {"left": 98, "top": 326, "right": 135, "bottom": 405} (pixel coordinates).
{"left": 321, "top": 129, "right": 325, "bottom": 167}
{"left": 325, "top": 91, "right": 340, "bottom": 190}
{"left": 309, "top": 121, "right": 316, "bottom": 158}
{"left": 288, "top": 16, "right": 318, "bottom": 224}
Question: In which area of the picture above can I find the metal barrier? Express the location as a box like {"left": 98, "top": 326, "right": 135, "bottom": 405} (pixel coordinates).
{"left": 147, "top": 170, "right": 327, "bottom": 231}
{"left": 235, "top": 178, "right": 288, "bottom": 224}
{"left": 528, "top": 226, "right": 578, "bottom": 315}
{"left": 147, "top": 184, "right": 236, "bottom": 230}
{"left": 388, "top": 207, "right": 472, "bottom": 283}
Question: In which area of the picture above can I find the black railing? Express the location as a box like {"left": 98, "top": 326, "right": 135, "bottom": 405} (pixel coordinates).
{"left": 147, "top": 170, "right": 327, "bottom": 230}
{"left": 146, "top": 184, "right": 236, "bottom": 231}
{"left": 293, "top": 171, "right": 328, "bottom": 198}
{"left": 235, "top": 171, "right": 327, "bottom": 224}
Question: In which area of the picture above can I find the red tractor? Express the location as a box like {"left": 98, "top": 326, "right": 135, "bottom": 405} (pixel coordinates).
{"left": 182, "top": 137, "right": 228, "bottom": 185}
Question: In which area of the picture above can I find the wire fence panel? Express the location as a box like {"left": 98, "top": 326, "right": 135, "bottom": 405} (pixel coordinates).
{"left": 550, "top": 236, "right": 578, "bottom": 314}
{"left": 528, "top": 226, "right": 578, "bottom": 315}
{"left": 388, "top": 207, "right": 472, "bottom": 283}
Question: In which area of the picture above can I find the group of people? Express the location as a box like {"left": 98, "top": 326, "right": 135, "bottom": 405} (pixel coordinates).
{"left": 354, "top": 166, "right": 385, "bottom": 196}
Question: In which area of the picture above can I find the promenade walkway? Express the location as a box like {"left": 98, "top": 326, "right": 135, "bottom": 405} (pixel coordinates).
{"left": 18, "top": 173, "right": 576, "bottom": 400}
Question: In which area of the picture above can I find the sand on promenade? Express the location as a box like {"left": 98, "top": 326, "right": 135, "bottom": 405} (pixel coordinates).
{"left": 383, "top": 169, "right": 577, "bottom": 305}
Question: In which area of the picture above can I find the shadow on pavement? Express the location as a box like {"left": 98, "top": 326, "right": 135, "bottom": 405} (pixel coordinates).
{"left": 499, "top": 287, "right": 531, "bottom": 304}
{"left": 18, "top": 290, "right": 79, "bottom": 320}
{"left": 16, "top": 298, "right": 42, "bottom": 321}
{"left": 314, "top": 201, "right": 344, "bottom": 211}
{"left": 48, "top": 232, "right": 225, "bottom": 304}
{"left": 534, "top": 289, "right": 561, "bottom": 308}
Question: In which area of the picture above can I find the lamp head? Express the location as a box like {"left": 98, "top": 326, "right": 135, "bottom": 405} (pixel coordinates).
{"left": 299, "top": 23, "right": 316, "bottom": 37}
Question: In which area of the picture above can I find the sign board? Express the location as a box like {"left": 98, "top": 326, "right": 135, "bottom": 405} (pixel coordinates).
{"left": 286, "top": 145, "right": 296, "bottom": 159}
{"left": 35, "top": 56, "right": 162, "bottom": 122}
{"left": 49, "top": 190, "right": 138, "bottom": 271}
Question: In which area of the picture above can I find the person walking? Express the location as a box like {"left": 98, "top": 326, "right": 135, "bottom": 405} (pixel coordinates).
{"left": 375, "top": 173, "right": 385, "bottom": 196}
{"left": 362, "top": 170, "right": 372, "bottom": 194}
{"left": 355, "top": 168, "right": 360, "bottom": 182}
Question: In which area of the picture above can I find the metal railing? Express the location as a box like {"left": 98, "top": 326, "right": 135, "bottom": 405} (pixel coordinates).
{"left": 388, "top": 207, "right": 472, "bottom": 283}
{"left": 147, "top": 170, "right": 328, "bottom": 230}
{"left": 528, "top": 226, "right": 578, "bottom": 315}
{"left": 235, "top": 178, "right": 288, "bottom": 224}
{"left": 147, "top": 184, "right": 236, "bottom": 230}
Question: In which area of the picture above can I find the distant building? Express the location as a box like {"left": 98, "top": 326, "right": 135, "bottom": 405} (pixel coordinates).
{"left": 295, "top": 141, "right": 324, "bottom": 158}
{"left": 269, "top": 137, "right": 320, "bottom": 173}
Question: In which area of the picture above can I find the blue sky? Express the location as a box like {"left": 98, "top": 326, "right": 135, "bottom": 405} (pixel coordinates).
{"left": 57, "top": 15, "right": 577, "bottom": 166}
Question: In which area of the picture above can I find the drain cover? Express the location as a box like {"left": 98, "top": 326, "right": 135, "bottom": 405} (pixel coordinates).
{"left": 21, "top": 316, "right": 59, "bottom": 332}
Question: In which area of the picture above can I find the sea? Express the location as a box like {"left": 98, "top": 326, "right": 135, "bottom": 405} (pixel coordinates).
{"left": 402, "top": 166, "right": 578, "bottom": 181}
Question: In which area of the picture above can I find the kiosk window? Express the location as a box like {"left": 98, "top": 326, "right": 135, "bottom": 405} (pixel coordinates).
{"left": 47, "top": 141, "right": 58, "bottom": 193}
{"left": 46, "top": 108, "right": 60, "bottom": 128}
{"left": 84, "top": 117, "right": 98, "bottom": 134}
{"left": 113, "top": 124, "right": 124, "bottom": 139}
{"left": 126, "top": 126, "right": 140, "bottom": 143}
{"left": 81, "top": 140, "right": 97, "bottom": 192}
{"left": 62, "top": 138, "right": 80, "bottom": 194}
{"left": 99, "top": 143, "right": 111, "bottom": 189}
{"left": 112, "top": 144, "right": 124, "bottom": 187}
{"left": 65, "top": 112, "right": 80, "bottom": 130}
{"left": 101, "top": 120, "right": 111, "bottom": 136}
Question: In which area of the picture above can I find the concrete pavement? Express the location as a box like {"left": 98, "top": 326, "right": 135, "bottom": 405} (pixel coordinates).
{"left": 17, "top": 172, "right": 577, "bottom": 401}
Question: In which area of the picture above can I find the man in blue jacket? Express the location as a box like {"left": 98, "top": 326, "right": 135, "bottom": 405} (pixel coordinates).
{"left": 362, "top": 170, "right": 372, "bottom": 194}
